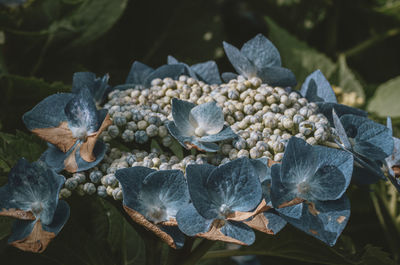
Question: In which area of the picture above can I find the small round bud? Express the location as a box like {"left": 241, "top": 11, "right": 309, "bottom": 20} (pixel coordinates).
{"left": 89, "top": 170, "right": 103, "bottom": 184}
{"left": 83, "top": 183, "right": 96, "bottom": 195}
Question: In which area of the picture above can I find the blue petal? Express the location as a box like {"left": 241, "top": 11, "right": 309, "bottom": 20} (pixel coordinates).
{"left": 223, "top": 41, "right": 257, "bottom": 78}
{"left": 316, "top": 102, "right": 367, "bottom": 126}
{"left": 256, "top": 66, "right": 297, "bottom": 87}
{"left": 71, "top": 72, "right": 111, "bottom": 104}
{"left": 279, "top": 138, "right": 353, "bottom": 202}
{"left": 221, "top": 72, "right": 238, "bottom": 83}
{"left": 190, "top": 139, "right": 220, "bottom": 152}
{"left": 280, "top": 196, "right": 351, "bottom": 247}
{"left": 167, "top": 56, "right": 197, "bottom": 78}
{"left": 144, "top": 64, "right": 188, "bottom": 87}
{"left": 280, "top": 137, "right": 318, "bottom": 186}
{"left": 176, "top": 203, "right": 213, "bottom": 236}
{"left": 249, "top": 158, "right": 271, "bottom": 183}
{"left": 191, "top": 61, "right": 222, "bottom": 84}
{"left": 41, "top": 200, "right": 70, "bottom": 235}
{"left": 332, "top": 109, "right": 352, "bottom": 150}
{"left": 167, "top": 55, "right": 179, "bottom": 64}
{"left": 186, "top": 164, "right": 219, "bottom": 219}
{"left": 340, "top": 114, "right": 394, "bottom": 160}
{"left": 262, "top": 210, "right": 287, "bottom": 234}
{"left": 64, "top": 87, "right": 99, "bottom": 134}
{"left": 166, "top": 121, "right": 193, "bottom": 149}
{"left": 240, "top": 34, "right": 281, "bottom": 68}
{"left": 300, "top": 70, "right": 337, "bottom": 103}
{"left": 1, "top": 158, "right": 65, "bottom": 224}
{"left": 206, "top": 158, "right": 262, "bottom": 213}
{"left": 276, "top": 203, "right": 304, "bottom": 219}
{"left": 115, "top": 166, "right": 156, "bottom": 210}
{"left": 199, "top": 126, "right": 238, "bottom": 143}
{"left": 270, "top": 163, "right": 300, "bottom": 209}
{"left": 171, "top": 98, "right": 196, "bottom": 137}
{"left": 125, "top": 61, "right": 154, "bottom": 85}
{"left": 160, "top": 226, "right": 186, "bottom": 249}
{"left": 140, "top": 170, "right": 190, "bottom": 221}
{"left": 23, "top": 93, "right": 73, "bottom": 130}
{"left": 190, "top": 101, "right": 224, "bottom": 135}
{"left": 220, "top": 221, "right": 255, "bottom": 246}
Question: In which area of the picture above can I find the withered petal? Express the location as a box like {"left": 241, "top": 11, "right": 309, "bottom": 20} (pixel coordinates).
{"left": 123, "top": 206, "right": 178, "bottom": 249}
{"left": 9, "top": 220, "right": 55, "bottom": 253}
{"left": 32, "top": 122, "right": 76, "bottom": 153}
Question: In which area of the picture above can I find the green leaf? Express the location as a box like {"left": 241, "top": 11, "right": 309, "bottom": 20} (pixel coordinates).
{"left": 150, "top": 139, "right": 164, "bottom": 154}
{"left": 203, "top": 227, "right": 357, "bottom": 265}
{"left": 169, "top": 140, "right": 184, "bottom": 160}
{"left": 0, "top": 218, "right": 12, "bottom": 241}
{"left": 265, "top": 16, "right": 365, "bottom": 102}
{"left": 0, "top": 130, "right": 46, "bottom": 176}
{"left": 56, "top": 0, "right": 129, "bottom": 50}
{"left": 367, "top": 76, "right": 400, "bottom": 118}
{"left": 0, "top": 74, "right": 69, "bottom": 131}
{"left": 101, "top": 199, "right": 146, "bottom": 265}
{"left": 360, "top": 244, "right": 396, "bottom": 265}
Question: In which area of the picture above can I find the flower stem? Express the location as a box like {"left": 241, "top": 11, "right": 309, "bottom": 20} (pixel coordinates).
{"left": 180, "top": 239, "right": 216, "bottom": 265}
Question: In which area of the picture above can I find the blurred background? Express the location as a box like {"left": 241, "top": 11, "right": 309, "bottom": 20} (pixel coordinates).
{"left": 1, "top": 0, "right": 400, "bottom": 264}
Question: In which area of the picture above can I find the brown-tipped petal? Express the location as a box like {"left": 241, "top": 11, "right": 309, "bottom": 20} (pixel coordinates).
{"left": 0, "top": 209, "right": 35, "bottom": 220}
{"left": 268, "top": 159, "right": 280, "bottom": 167}
{"left": 307, "top": 202, "right": 320, "bottom": 216}
{"left": 393, "top": 166, "right": 400, "bottom": 178}
{"left": 185, "top": 142, "right": 205, "bottom": 152}
{"left": 9, "top": 220, "right": 55, "bottom": 253}
{"left": 64, "top": 145, "right": 79, "bottom": 173}
{"left": 196, "top": 220, "right": 248, "bottom": 246}
{"left": 160, "top": 218, "right": 178, "bottom": 226}
{"left": 80, "top": 136, "right": 96, "bottom": 162}
{"left": 278, "top": 197, "right": 304, "bottom": 209}
{"left": 32, "top": 122, "right": 76, "bottom": 153}
{"left": 244, "top": 213, "right": 274, "bottom": 235}
{"left": 80, "top": 114, "right": 112, "bottom": 162}
{"left": 123, "top": 206, "right": 178, "bottom": 249}
{"left": 227, "top": 199, "right": 270, "bottom": 222}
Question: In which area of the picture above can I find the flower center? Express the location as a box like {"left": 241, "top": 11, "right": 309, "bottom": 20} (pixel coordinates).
{"left": 31, "top": 201, "right": 43, "bottom": 217}
{"left": 219, "top": 204, "right": 233, "bottom": 218}
{"left": 71, "top": 127, "right": 89, "bottom": 141}
{"left": 195, "top": 127, "right": 206, "bottom": 137}
{"left": 297, "top": 182, "right": 311, "bottom": 194}
{"left": 147, "top": 206, "right": 167, "bottom": 223}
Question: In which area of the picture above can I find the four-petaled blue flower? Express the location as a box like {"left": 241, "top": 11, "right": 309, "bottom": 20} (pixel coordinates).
{"left": 332, "top": 111, "right": 394, "bottom": 184}
{"left": 115, "top": 167, "right": 189, "bottom": 249}
{"left": 23, "top": 87, "right": 112, "bottom": 173}
{"left": 176, "top": 157, "right": 265, "bottom": 246}
{"left": 0, "top": 158, "right": 70, "bottom": 253}
{"left": 300, "top": 70, "right": 367, "bottom": 125}
{"left": 167, "top": 55, "right": 222, "bottom": 84}
{"left": 113, "top": 60, "right": 189, "bottom": 90}
{"left": 222, "top": 34, "right": 296, "bottom": 87}
{"left": 269, "top": 137, "right": 353, "bottom": 246}
{"left": 166, "top": 98, "right": 238, "bottom": 152}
